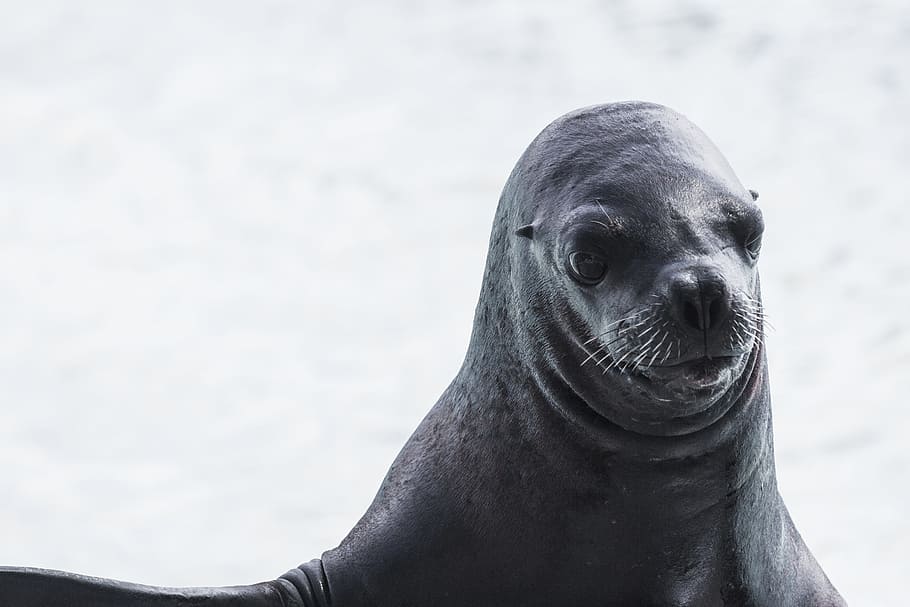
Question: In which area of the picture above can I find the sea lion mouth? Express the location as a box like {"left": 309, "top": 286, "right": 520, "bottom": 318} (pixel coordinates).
{"left": 579, "top": 291, "right": 764, "bottom": 405}
{"left": 587, "top": 343, "right": 747, "bottom": 403}
{"left": 636, "top": 355, "right": 742, "bottom": 394}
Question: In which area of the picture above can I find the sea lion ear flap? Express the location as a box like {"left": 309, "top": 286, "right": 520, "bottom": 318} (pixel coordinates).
{"left": 749, "top": 189, "right": 760, "bottom": 202}
{"left": 515, "top": 224, "right": 535, "bottom": 239}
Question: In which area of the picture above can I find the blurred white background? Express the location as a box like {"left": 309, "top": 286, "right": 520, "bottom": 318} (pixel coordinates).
{"left": 1, "top": 1, "right": 907, "bottom": 605}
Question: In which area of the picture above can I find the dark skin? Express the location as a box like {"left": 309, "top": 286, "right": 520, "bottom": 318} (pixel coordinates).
{"left": 0, "top": 102, "right": 844, "bottom": 606}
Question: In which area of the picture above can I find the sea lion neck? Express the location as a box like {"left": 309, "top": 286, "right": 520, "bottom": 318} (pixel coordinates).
{"left": 452, "top": 329, "right": 778, "bottom": 554}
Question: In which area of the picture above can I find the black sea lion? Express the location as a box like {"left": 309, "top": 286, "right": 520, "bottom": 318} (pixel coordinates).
{"left": 0, "top": 102, "right": 844, "bottom": 606}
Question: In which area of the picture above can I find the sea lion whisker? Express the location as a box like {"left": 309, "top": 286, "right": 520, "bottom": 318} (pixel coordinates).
{"left": 740, "top": 331, "right": 761, "bottom": 343}
{"left": 736, "top": 323, "right": 756, "bottom": 336}
{"left": 583, "top": 330, "right": 639, "bottom": 361}
{"left": 580, "top": 346, "right": 607, "bottom": 366}
{"left": 602, "top": 357, "right": 620, "bottom": 374}
{"left": 626, "top": 312, "right": 659, "bottom": 332}
{"left": 582, "top": 312, "right": 651, "bottom": 345}
{"left": 597, "top": 338, "right": 636, "bottom": 367}
{"left": 742, "top": 303, "right": 769, "bottom": 320}
{"left": 647, "top": 348, "right": 661, "bottom": 368}
{"left": 732, "top": 319, "right": 747, "bottom": 330}
{"left": 647, "top": 331, "right": 670, "bottom": 367}
{"left": 583, "top": 323, "right": 626, "bottom": 346}
{"left": 733, "top": 325, "right": 747, "bottom": 348}
{"left": 732, "top": 317, "right": 753, "bottom": 331}
{"left": 604, "top": 343, "right": 637, "bottom": 373}
{"left": 578, "top": 336, "right": 625, "bottom": 367}
{"left": 638, "top": 324, "right": 660, "bottom": 339}
{"left": 637, "top": 329, "right": 661, "bottom": 351}
{"left": 613, "top": 341, "right": 642, "bottom": 374}
{"left": 630, "top": 350, "right": 650, "bottom": 373}
{"left": 734, "top": 317, "right": 756, "bottom": 330}
{"left": 627, "top": 340, "right": 654, "bottom": 371}
{"left": 662, "top": 340, "right": 674, "bottom": 364}
{"left": 580, "top": 331, "right": 639, "bottom": 366}
{"left": 740, "top": 325, "right": 756, "bottom": 345}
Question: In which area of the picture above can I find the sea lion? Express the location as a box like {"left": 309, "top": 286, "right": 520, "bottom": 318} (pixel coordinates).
{"left": 0, "top": 102, "right": 844, "bottom": 606}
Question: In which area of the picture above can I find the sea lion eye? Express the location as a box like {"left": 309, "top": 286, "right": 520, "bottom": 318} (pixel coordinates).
{"left": 567, "top": 251, "right": 607, "bottom": 284}
{"left": 744, "top": 232, "right": 763, "bottom": 260}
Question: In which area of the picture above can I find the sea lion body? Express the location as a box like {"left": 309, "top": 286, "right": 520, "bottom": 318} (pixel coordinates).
{"left": 0, "top": 102, "right": 844, "bottom": 606}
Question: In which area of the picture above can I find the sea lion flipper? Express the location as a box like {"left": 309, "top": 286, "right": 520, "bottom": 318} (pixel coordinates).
{"left": 277, "top": 560, "right": 332, "bottom": 607}
{"left": 0, "top": 566, "right": 298, "bottom": 606}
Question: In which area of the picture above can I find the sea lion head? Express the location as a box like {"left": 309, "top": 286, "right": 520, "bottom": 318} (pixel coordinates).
{"left": 479, "top": 102, "right": 765, "bottom": 437}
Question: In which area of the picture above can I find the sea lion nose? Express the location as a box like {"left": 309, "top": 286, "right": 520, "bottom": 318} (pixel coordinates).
{"left": 672, "top": 268, "right": 730, "bottom": 333}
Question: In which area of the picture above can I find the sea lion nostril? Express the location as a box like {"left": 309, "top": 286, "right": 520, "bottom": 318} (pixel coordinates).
{"left": 673, "top": 272, "right": 729, "bottom": 332}
{"left": 682, "top": 299, "right": 702, "bottom": 330}
{"left": 707, "top": 296, "right": 725, "bottom": 329}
